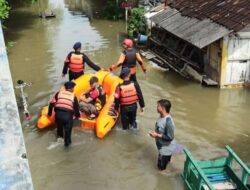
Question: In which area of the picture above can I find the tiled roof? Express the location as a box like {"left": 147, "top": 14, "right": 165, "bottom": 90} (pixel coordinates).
{"left": 166, "top": 0, "right": 250, "bottom": 32}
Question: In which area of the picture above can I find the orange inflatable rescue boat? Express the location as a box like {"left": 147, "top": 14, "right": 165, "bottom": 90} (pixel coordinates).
{"left": 37, "top": 71, "right": 123, "bottom": 138}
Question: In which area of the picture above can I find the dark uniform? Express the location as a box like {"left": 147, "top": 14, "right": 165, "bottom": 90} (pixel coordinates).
{"left": 110, "top": 48, "right": 146, "bottom": 83}
{"left": 63, "top": 52, "right": 101, "bottom": 81}
{"left": 121, "top": 48, "right": 143, "bottom": 82}
{"left": 115, "top": 80, "right": 145, "bottom": 130}
{"left": 48, "top": 83, "right": 80, "bottom": 147}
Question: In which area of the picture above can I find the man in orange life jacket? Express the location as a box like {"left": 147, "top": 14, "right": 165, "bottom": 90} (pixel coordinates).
{"left": 115, "top": 67, "right": 145, "bottom": 130}
{"left": 62, "top": 42, "right": 101, "bottom": 81}
{"left": 48, "top": 81, "right": 80, "bottom": 147}
{"left": 109, "top": 39, "right": 147, "bottom": 83}
{"left": 79, "top": 76, "right": 106, "bottom": 119}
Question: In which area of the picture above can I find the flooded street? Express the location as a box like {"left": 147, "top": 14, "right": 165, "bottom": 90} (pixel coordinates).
{"left": 5, "top": 0, "right": 250, "bottom": 189}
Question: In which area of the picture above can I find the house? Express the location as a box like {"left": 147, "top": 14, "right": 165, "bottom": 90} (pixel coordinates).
{"left": 146, "top": 0, "right": 250, "bottom": 88}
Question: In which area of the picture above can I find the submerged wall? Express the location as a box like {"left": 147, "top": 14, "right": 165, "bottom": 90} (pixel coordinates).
{"left": 0, "top": 22, "right": 33, "bottom": 190}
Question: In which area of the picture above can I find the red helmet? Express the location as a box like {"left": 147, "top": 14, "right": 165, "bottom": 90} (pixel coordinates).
{"left": 123, "top": 39, "right": 133, "bottom": 48}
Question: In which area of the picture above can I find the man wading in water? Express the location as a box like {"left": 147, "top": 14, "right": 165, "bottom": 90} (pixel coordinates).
{"left": 149, "top": 99, "right": 176, "bottom": 175}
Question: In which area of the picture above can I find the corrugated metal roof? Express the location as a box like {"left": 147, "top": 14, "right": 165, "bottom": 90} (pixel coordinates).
{"left": 150, "top": 8, "right": 178, "bottom": 23}
{"left": 150, "top": 8, "right": 230, "bottom": 48}
{"left": 166, "top": 0, "right": 250, "bottom": 32}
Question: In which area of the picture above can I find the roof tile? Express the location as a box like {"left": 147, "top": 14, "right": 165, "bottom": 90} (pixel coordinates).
{"left": 166, "top": 0, "right": 250, "bottom": 31}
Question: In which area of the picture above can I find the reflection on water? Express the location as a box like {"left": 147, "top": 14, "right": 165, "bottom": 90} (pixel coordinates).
{"left": 5, "top": 0, "right": 250, "bottom": 190}
{"left": 64, "top": 0, "right": 93, "bottom": 19}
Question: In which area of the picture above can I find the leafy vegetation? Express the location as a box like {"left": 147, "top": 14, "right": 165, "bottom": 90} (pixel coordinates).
{"left": 127, "top": 7, "right": 146, "bottom": 37}
{"left": 0, "top": 0, "right": 10, "bottom": 21}
{"left": 103, "top": 0, "right": 123, "bottom": 20}
{"left": 0, "top": 0, "right": 37, "bottom": 21}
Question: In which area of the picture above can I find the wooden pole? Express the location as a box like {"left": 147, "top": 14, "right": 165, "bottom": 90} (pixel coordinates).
{"left": 38, "top": 0, "right": 42, "bottom": 14}
{"left": 165, "top": 0, "right": 168, "bottom": 7}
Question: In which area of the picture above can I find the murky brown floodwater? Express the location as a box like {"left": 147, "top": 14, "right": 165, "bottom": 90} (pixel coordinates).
{"left": 5, "top": 0, "right": 250, "bottom": 189}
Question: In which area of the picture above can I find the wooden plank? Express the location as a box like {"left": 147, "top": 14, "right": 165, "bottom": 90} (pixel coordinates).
{"left": 225, "top": 146, "right": 250, "bottom": 185}
{"left": 146, "top": 53, "right": 156, "bottom": 59}
{"left": 183, "top": 149, "right": 215, "bottom": 190}
{"left": 202, "top": 168, "right": 226, "bottom": 175}
{"left": 206, "top": 173, "right": 227, "bottom": 178}
{"left": 226, "top": 146, "right": 250, "bottom": 175}
{"left": 207, "top": 174, "right": 229, "bottom": 183}
{"left": 202, "top": 182, "right": 237, "bottom": 190}
{"left": 197, "top": 158, "right": 227, "bottom": 169}
{"left": 226, "top": 166, "right": 249, "bottom": 190}
{"left": 202, "top": 78, "right": 219, "bottom": 86}
{"left": 140, "top": 50, "right": 148, "bottom": 56}
{"left": 140, "top": 50, "right": 157, "bottom": 60}
{"left": 150, "top": 57, "right": 170, "bottom": 70}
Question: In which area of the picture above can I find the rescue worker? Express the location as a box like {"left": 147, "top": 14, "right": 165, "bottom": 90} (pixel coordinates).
{"left": 109, "top": 38, "right": 147, "bottom": 82}
{"left": 48, "top": 81, "right": 80, "bottom": 147}
{"left": 79, "top": 76, "right": 106, "bottom": 119}
{"left": 62, "top": 42, "right": 101, "bottom": 81}
{"left": 115, "top": 67, "right": 145, "bottom": 130}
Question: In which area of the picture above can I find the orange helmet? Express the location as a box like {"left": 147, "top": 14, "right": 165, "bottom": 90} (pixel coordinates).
{"left": 123, "top": 39, "right": 133, "bottom": 48}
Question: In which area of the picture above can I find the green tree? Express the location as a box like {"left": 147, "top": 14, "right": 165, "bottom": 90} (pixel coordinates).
{"left": 127, "top": 7, "right": 146, "bottom": 37}
{"left": 0, "top": 0, "right": 10, "bottom": 21}
{"left": 103, "top": 0, "right": 122, "bottom": 20}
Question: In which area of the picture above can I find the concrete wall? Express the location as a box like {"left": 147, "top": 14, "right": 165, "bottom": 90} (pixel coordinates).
{"left": 0, "top": 23, "right": 34, "bottom": 190}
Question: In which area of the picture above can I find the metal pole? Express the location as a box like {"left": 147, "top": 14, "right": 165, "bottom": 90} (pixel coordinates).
{"left": 125, "top": 7, "right": 128, "bottom": 33}
{"left": 15, "top": 81, "right": 32, "bottom": 121}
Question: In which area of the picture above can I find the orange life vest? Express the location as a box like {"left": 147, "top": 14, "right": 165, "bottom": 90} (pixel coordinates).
{"left": 130, "top": 67, "right": 136, "bottom": 74}
{"left": 55, "top": 90, "right": 74, "bottom": 111}
{"left": 69, "top": 53, "right": 85, "bottom": 72}
{"left": 120, "top": 83, "right": 138, "bottom": 105}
